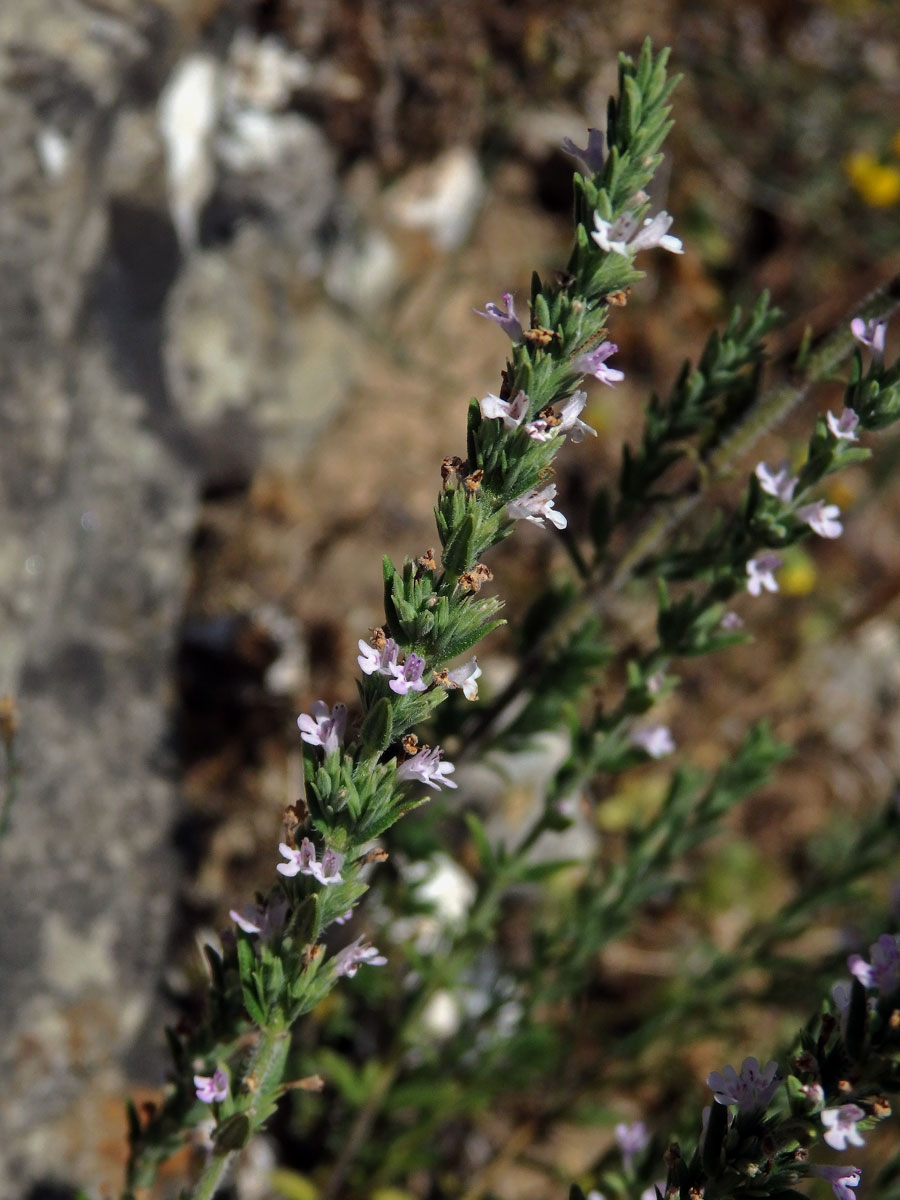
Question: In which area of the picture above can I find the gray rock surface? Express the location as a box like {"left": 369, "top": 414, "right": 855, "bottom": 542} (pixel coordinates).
{"left": 0, "top": 4, "right": 358, "bottom": 1192}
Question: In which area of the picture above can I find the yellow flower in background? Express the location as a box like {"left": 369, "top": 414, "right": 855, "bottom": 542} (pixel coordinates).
{"left": 845, "top": 150, "right": 900, "bottom": 208}
{"left": 779, "top": 548, "right": 817, "bottom": 597}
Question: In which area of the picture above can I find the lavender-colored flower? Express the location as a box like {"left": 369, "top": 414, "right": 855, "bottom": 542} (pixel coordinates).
{"left": 755, "top": 461, "right": 797, "bottom": 502}
{"left": 640, "top": 1183, "right": 665, "bottom": 1200}
{"left": 390, "top": 652, "right": 428, "bottom": 695}
{"left": 801, "top": 1081, "right": 826, "bottom": 1111}
{"left": 797, "top": 500, "right": 843, "bottom": 539}
{"left": 574, "top": 341, "right": 625, "bottom": 387}
{"left": 229, "top": 898, "right": 288, "bottom": 939}
{"left": 556, "top": 390, "right": 599, "bottom": 441}
{"left": 194, "top": 1068, "right": 228, "bottom": 1104}
{"left": 444, "top": 657, "right": 482, "bottom": 700}
{"left": 746, "top": 554, "right": 781, "bottom": 596}
{"left": 630, "top": 724, "right": 675, "bottom": 759}
{"left": 474, "top": 293, "right": 524, "bottom": 342}
{"left": 358, "top": 636, "right": 400, "bottom": 677}
{"left": 812, "top": 1165, "right": 862, "bottom": 1200}
{"left": 821, "top": 1104, "right": 866, "bottom": 1151}
{"left": 592, "top": 209, "right": 683, "bottom": 256}
{"left": 333, "top": 934, "right": 388, "bottom": 978}
{"left": 615, "top": 1120, "right": 650, "bottom": 1169}
{"left": 479, "top": 390, "right": 530, "bottom": 430}
{"left": 397, "top": 745, "right": 458, "bottom": 790}
{"left": 848, "top": 932, "right": 900, "bottom": 994}
{"left": 851, "top": 317, "right": 886, "bottom": 358}
{"left": 507, "top": 483, "right": 567, "bottom": 530}
{"left": 297, "top": 701, "right": 347, "bottom": 753}
{"left": 561, "top": 127, "right": 605, "bottom": 175}
{"left": 827, "top": 408, "right": 860, "bottom": 441}
{"left": 334, "top": 908, "right": 354, "bottom": 925}
{"left": 277, "top": 837, "right": 344, "bottom": 885}
{"left": 720, "top": 611, "right": 744, "bottom": 630}
{"left": 707, "top": 1057, "right": 780, "bottom": 1112}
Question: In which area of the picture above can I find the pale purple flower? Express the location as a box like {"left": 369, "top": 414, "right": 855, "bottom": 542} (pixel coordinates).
{"left": 574, "top": 341, "right": 625, "bottom": 387}
{"left": 592, "top": 209, "right": 683, "bottom": 256}
{"left": 229, "top": 898, "right": 288, "bottom": 939}
{"left": 827, "top": 408, "right": 860, "bottom": 441}
{"left": 507, "top": 483, "right": 567, "bottom": 530}
{"left": 444, "top": 657, "right": 482, "bottom": 700}
{"left": 390, "top": 652, "right": 428, "bottom": 695}
{"left": 801, "top": 1082, "right": 826, "bottom": 1111}
{"left": 640, "top": 1184, "right": 665, "bottom": 1200}
{"left": 333, "top": 934, "right": 388, "bottom": 977}
{"left": 297, "top": 701, "right": 347, "bottom": 753}
{"left": 720, "top": 611, "right": 744, "bottom": 630}
{"left": 555, "top": 390, "right": 598, "bottom": 441}
{"left": 746, "top": 554, "right": 781, "bottom": 596}
{"left": 615, "top": 1120, "right": 650, "bottom": 1169}
{"left": 821, "top": 1104, "right": 866, "bottom": 1151}
{"left": 334, "top": 909, "right": 354, "bottom": 925}
{"left": 630, "top": 724, "right": 675, "bottom": 759}
{"left": 194, "top": 1068, "right": 228, "bottom": 1104}
{"left": 797, "top": 500, "right": 843, "bottom": 539}
{"left": 561, "top": 128, "right": 605, "bottom": 175}
{"left": 474, "top": 293, "right": 523, "bottom": 342}
{"left": 848, "top": 932, "right": 900, "bottom": 994}
{"left": 755, "top": 461, "right": 797, "bottom": 502}
{"left": 479, "top": 390, "right": 530, "bottom": 431}
{"left": 851, "top": 317, "right": 886, "bottom": 358}
{"left": 358, "top": 636, "right": 400, "bottom": 676}
{"left": 707, "top": 1057, "right": 780, "bottom": 1112}
{"left": 396, "top": 745, "right": 457, "bottom": 790}
{"left": 277, "top": 837, "right": 344, "bottom": 885}
{"left": 812, "top": 1165, "right": 861, "bottom": 1200}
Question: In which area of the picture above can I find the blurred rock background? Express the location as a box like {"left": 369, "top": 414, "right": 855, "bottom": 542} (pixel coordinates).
{"left": 0, "top": 1, "right": 898, "bottom": 1196}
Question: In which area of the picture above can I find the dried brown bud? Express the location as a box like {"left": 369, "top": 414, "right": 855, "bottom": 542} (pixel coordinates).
{"left": 837, "top": 1078, "right": 853, "bottom": 1094}
{"left": 244, "top": 1073, "right": 259, "bottom": 1093}
{"left": 282, "top": 803, "right": 305, "bottom": 843}
{"left": 303, "top": 943, "right": 324, "bottom": 966}
{"left": 402, "top": 733, "right": 420, "bottom": 755}
{"left": 441, "top": 455, "right": 465, "bottom": 486}
{"left": 360, "top": 846, "right": 390, "bottom": 865}
{"left": 463, "top": 469, "right": 484, "bottom": 495}
{"left": 688, "top": 1187, "right": 704, "bottom": 1200}
{"left": 890, "top": 1008, "right": 900, "bottom": 1029}
{"left": 296, "top": 1073, "right": 325, "bottom": 1092}
{"left": 872, "top": 1095, "right": 892, "bottom": 1118}
{"left": 418, "top": 548, "right": 436, "bottom": 572}
{"left": 459, "top": 563, "right": 494, "bottom": 593}
{"left": 371, "top": 626, "right": 387, "bottom": 650}
{"left": 523, "top": 327, "right": 559, "bottom": 348}
{"left": 607, "top": 287, "right": 631, "bottom": 306}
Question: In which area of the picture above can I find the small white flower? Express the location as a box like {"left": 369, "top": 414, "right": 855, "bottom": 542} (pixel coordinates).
{"left": 797, "top": 500, "right": 843, "bottom": 539}
{"left": 592, "top": 209, "right": 683, "bottom": 257}
{"left": 630, "top": 724, "right": 675, "bottom": 758}
{"left": 821, "top": 1104, "right": 866, "bottom": 1151}
{"left": 826, "top": 408, "right": 860, "bottom": 441}
{"left": 755, "top": 461, "right": 797, "bottom": 502}
{"left": 507, "top": 484, "right": 567, "bottom": 530}
{"left": 746, "top": 554, "right": 781, "bottom": 596}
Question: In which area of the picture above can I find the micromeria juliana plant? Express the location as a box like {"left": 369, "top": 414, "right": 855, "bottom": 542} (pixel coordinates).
{"left": 119, "top": 40, "right": 900, "bottom": 1200}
